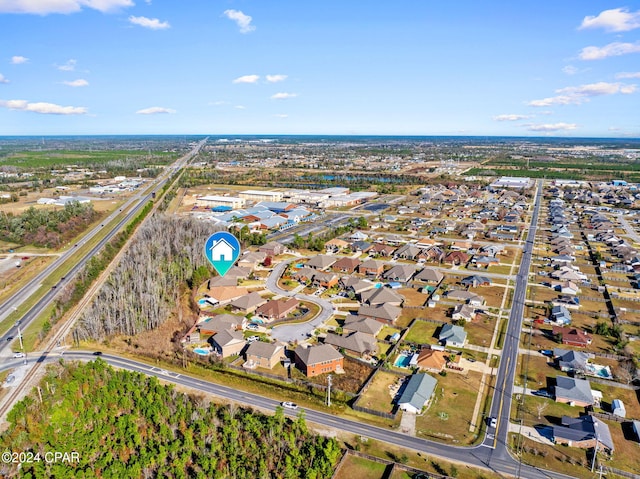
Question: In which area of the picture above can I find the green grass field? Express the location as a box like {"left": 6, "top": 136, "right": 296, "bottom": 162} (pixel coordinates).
{"left": 0, "top": 149, "right": 178, "bottom": 168}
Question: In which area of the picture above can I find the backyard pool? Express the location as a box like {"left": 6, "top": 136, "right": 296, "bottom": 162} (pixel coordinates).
{"left": 375, "top": 283, "right": 383, "bottom": 289}
{"left": 251, "top": 318, "right": 264, "bottom": 324}
{"left": 394, "top": 354, "right": 412, "bottom": 368}
{"left": 587, "top": 364, "right": 612, "bottom": 379}
{"left": 198, "top": 298, "right": 209, "bottom": 306}
{"left": 193, "top": 348, "right": 211, "bottom": 356}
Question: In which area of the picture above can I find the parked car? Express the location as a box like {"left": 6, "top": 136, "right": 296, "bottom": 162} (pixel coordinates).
{"left": 281, "top": 402, "right": 298, "bottom": 410}
{"left": 247, "top": 336, "right": 259, "bottom": 343}
{"left": 12, "top": 352, "right": 25, "bottom": 358}
{"left": 488, "top": 417, "right": 497, "bottom": 428}
{"left": 246, "top": 323, "right": 259, "bottom": 331}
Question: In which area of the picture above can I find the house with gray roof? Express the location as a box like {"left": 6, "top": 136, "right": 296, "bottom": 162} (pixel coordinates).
{"left": 324, "top": 331, "right": 378, "bottom": 357}
{"left": 340, "top": 277, "right": 376, "bottom": 295}
{"left": 210, "top": 329, "right": 246, "bottom": 358}
{"left": 343, "top": 315, "right": 383, "bottom": 336}
{"left": 382, "top": 264, "right": 417, "bottom": 283}
{"left": 553, "top": 415, "right": 614, "bottom": 452}
{"left": 446, "top": 290, "right": 485, "bottom": 305}
{"left": 397, "top": 373, "right": 438, "bottom": 414}
{"left": 438, "top": 323, "right": 467, "bottom": 347}
{"left": 357, "top": 303, "right": 402, "bottom": 325}
{"left": 305, "top": 254, "right": 337, "bottom": 271}
{"left": 413, "top": 267, "right": 444, "bottom": 284}
{"left": 553, "top": 348, "right": 590, "bottom": 374}
{"left": 361, "top": 287, "right": 404, "bottom": 307}
{"left": 294, "top": 344, "right": 344, "bottom": 377}
{"left": 554, "top": 376, "right": 594, "bottom": 407}
{"left": 229, "top": 291, "right": 267, "bottom": 314}
{"left": 244, "top": 341, "right": 285, "bottom": 369}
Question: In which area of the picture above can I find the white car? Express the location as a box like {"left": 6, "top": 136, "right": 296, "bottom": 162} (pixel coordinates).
{"left": 12, "top": 352, "right": 25, "bottom": 358}
{"left": 246, "top": 324, "right": 259, "bottom": 331}
{"left": 281, "top": 401, "right": 298, "bottom": 410}
{"left": 488, "top": 417, "right": 497, "bottom": 428}
{"left": 247, "top": 336, "right": 260, "bottom": 343}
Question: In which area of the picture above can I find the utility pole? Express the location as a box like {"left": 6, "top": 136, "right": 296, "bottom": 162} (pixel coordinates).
{"left": 327, "top": 375, "right": 332, "bottom": 407}
{"left": 18, "top": 325, "right": 23, "bottom": 350}
{"left": 591, "top": 423, "right": 599, "bottom": 473}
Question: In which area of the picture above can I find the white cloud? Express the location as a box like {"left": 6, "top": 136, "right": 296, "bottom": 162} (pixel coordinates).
{"left": 0, "top": 0, "right": 134, "bottom": 14}
{"left": 271, "top": 92, "right": 298, "bottom": 100}
{"left": 128, "top": 15, "right": 170, "bottom": 30}
{"left": 579, "top": 8, "right": 640, "bottom": 32}
{"left": 579, "top": 41, "right": 640, "bottom": 60}
{"left": 0, "top": 74, "right": 9, "bottom": 84}
{"left": 232, "top": 74, "right": 260, "bottom": 84}
{"left": 136, "top": 106, "right": 176, "bottom": 114}
{"left": 223, "top": 9, "right": 255, "bottom": 33}
{"left": 528, "top": 81, "right": 636, "bottom": 106}
{"left": 562, "top": 65, "right": 578, "bottom": 75}
{"left": 11, "top": 56, "right": 28, "bottom": 64}
{"left": 210, "top": 100, "right": 229, "bottom": 106}
{"left": 234, "top": 105, "right": 246, "bottom": 110}
{"left": 527, "top": 123, "right": 577, "bottom": 132}
{"left": 616, "top": 72, "right": 640, "bottom": 79}
{"left": 493, "top": 114, "right": 531, "bottom": 122}
{"left": 63, "top": 78, "right": 89, "bottom": 87}
{"left": 266, "top": 74, "right": 287, "bottom": 83}
{"left": 273, "top": 114, "right": 288, "bottom": 118}
{"left": 57, "top": 59, "right": 76, "bottom": 71}
{"left": 0, "top": 99, "right": 87, "bottom": 114}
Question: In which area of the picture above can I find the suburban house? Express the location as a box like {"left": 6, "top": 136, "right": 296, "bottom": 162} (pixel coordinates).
{"left": 551, "top": 305, "right": 572, "bottom": 325}
{"left": 357, "top": 303, "right": 402, "bottom": 325}
{"left": 325, "top": 238, "right": 350, "bottom": 253}
{"left": 358, "top": 259, "right": 386, "bottom": 277}
{"left": 554, "top": 348, "right": 590, "bottom": 373}
{"left": 258, "top": 241, "right": 286, "bottom": 257}
{"left": 397, "top": 373, "right": 438, "bottom": 414}
{"left": 324, "top": 331, "right": 378, "bottom": 357}
{"left": 444, "top": 251, "right": 469, "bottom": 266}
{"left": 438, "top": 323, "right": 467, "bottom": 347}
{"left": 306, "top": 254, "right": 338, "bottom": 271}
{"left": 446, "top": 290, "right": 485, "bottom": 306}
{"left": 312, "top": 271, "right": 340, "bottom": 288}
{"left": 452, "top": 304, "right": 476, "bottom": 322}
{"left": 244, "top": 341, "right": 286, "bottom": 369}
{"left": 204, "top": 286, "right": 247, "bottom": 306}
{"left": 294, "top": 344, "right": 344, "bottom": 377}
{"left": 369, "top": 243, "right": 396, "bottom": 257}
{"left": 255, "top": 298, "right": 300, "bottom": 322}
{"left": 461, "top": 275, "right": 492, "bottom": 287}
{"left": 331, "top": 257, "right": 361, "bottom": 274}
{"left": 394, "top": 244, "right": 424, "bottom": 261}
{"left": 198, "top": 314, "right": 246, "bottom": 336}
{"left": 210, "top": 329, "right": 246, "bottom": 358}
{"left": 413, "top": 268, "right": 444, "bottom": 284}
{"left": 554, "top": 376, "right": 594, "bottom": 407}
{"left": 361, "top": 287, "right": 404, "bottom": 307}
{"left": 208, "top": 275, "right": 237, "bottom": 288}
{"left": 229, "top": 291, "right": 267, "bottom": 314}
{"left": 340, "top": 277, "right": 377, "bottom": 295}
{"left": 415, "top": 348, "right": 447, "bottom": 373}
{"left": 552, "top": 326, "right": 592, "bottom": 347}
{"left": 342, "top": 315, "right": 383, "bottom": 336}
{"left": 382, "top": 264, "right": 417, "bottom": 283}
{"left": 237, "top": 251, "right": 267, "bottom": 269}
{"left": 553, "top": 416, "right": 614, "bottom": 453}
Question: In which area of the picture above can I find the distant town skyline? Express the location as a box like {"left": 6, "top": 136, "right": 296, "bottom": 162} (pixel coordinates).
{"left": 0, "top": 1, "right": 639, "bottom": 137}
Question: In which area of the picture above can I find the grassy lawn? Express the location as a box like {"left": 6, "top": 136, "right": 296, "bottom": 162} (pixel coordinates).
{"left": 464, "top": 315, "right": 496, "bottom": 348}
{"left": 487, "top": 264, "right": 513, "bottom": 275}
{"left": 404, "top": 320, "right": 440, "bottom": 345}
{"left": 398, "top": 287, "right": 427, "bottom": 307}
{"left": 377, "top": 325, "right": 401, "bottom": 341}
{"left": 474, "top": 285, "right": 508, "bottom": 308}
{"left": 415, "top": 370, "right": 484, "bottom": 445}
{"left": 335, "top": 455, "right": 388, "bottom": 479}
{"left": 358, "top": 370, "right": 405, "bottom": 414}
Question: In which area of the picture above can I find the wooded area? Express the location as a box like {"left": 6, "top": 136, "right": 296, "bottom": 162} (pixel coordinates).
{"left": 74, "top": 215, "right": 221, "bottom": 341}
{"left": 0, "top": 201, "right": 98, "bottom": 247}
{"left": 0, "top": 360, "right": 341, "bottom": 478}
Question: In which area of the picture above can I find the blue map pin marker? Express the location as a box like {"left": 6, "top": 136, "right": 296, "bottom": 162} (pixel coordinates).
{"left": 204, "top": 231, "right": 241, "bottom": 277}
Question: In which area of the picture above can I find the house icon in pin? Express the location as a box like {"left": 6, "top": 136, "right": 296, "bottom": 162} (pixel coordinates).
{"left": 209, "top": 238, "right": 236, "bottom": 262}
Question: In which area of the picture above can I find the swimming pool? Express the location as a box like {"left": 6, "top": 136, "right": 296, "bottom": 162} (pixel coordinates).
{"left": 295, "top": 263, "right": 303, "bottom": 268}
{"left": 394, "top": 354, "right": 412, "bottom": 368}
{"left": 587, "top": 364, "right": 612, "bottom": 379}
{"left": 375, "top": 283, "right": 383, "bottom": 289}
{"left": 251, "top": 318, "right": 264, "bottom": 324}
{"left": 193, "top": 348, "right": 211, "bottom": 356}
{"left": 198, "top": 298, "right": 209, "bottom": 306}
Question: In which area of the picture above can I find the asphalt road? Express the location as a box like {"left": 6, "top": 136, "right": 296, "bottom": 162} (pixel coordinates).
{"left": 483, "top": 180, "right": 543, "bottom": 460}
{"left": 1, "top": 350, "right": 573, "bottom": 479}
{"left": 265, "top": 259, "right": 336, "bottom": 342}
{"left": 0, "top": 139, "right": 207, "bottom": 356}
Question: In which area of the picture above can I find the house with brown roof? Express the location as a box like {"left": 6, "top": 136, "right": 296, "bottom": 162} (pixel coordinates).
{"left": 369, "top": 243, "right": 395, "bottom": 257}
{"left": 552, "top": 326, "right": 592, "bottom": 347}
{"left": 340, "top": 277, "right": 377, "bottom": 295}
{"left": 444, "top": 251, "right": 470, "bottom": 266}
{"left": 259, "top": 241, "right": 286, "bottom": 256}
{"left": 414, "top": 267, "right": 444, "bottom": 284}
{"left": 324, "top": 331, "right": 378, "bottom": 357}
{"left": 294, "top": 344, "right": 344, "bottom": 377}
{"left": 343, "top": 316, "right": 383, "bottom": 336}
{"left": 244, "top": 341, "right": 286, "bottom": 369}
{"left": 312, "top": 271, "right": 339, "bottom": 288}
{"left": 325, "top": 238, "right": 350, "bottom": 253}
{"left": 237, "top": 251, "right": 267, "bottom": 269}
{"left": 210, "top": 329, "right": 246, "bottom": 358}
{"left": 306, "top": 254, "right": 338, "bottom": 271}
{"left": 255, "top": 298, "right": 300, "bottom": 321}
{"left": 415, "top": 348, "right": 448, "bottom": 373}
{"left": 229, "top": 291, "right": 267, "bottom": 314}
{"left": 382, "top": 264, "right": 417, "bottom": 282}
{"left": 358, "top": 303, "right": 402, "bottom": 324}
{"left": 331, "top": 257, "right": 361, "bottom": 274}
{"left": 198, "top": 314, "right": 246, "bottom": 335}
{"left": 358, "top": 259, "right": 386, "bottom": 277}
{"left": 204, "top": 286, "right": 248, "bottom": 306}
{"left": 361, "top": 287, "right": 404, "bottom": 307}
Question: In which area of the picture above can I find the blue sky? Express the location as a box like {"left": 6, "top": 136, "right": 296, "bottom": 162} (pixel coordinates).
{"left": 0, "top": 1, "right": 639, "bottom": 137}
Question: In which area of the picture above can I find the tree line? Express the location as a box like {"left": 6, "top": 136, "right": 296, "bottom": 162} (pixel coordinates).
{"left": 74, "top": 215, "right": 222, "bottom": 341}
{"left": 0, "top": 359, "right": 341, "bottom": 478}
